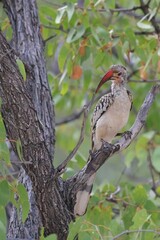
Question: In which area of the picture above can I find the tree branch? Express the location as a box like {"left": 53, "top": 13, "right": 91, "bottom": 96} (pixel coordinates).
{"left": 56, "top": 108, "right": 84, "bottom": 126}
{"left": 112, "top": 229, "right": 160, "bottom": 240}
{"left": 66, "top": 84, "right": 160, "bottom": 205}
{"left": 56, "top": 106, "right": 88, "bottom": 175}
{"left": 140, "top": 0, "right": 160, "bottom": 35}
{"left": 110, "top": 5, "right": 142, "bottom": 13}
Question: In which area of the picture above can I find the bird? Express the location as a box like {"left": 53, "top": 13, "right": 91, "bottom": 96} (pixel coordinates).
{"left": 74, "top": 64, "right": 132, "bottom": 216}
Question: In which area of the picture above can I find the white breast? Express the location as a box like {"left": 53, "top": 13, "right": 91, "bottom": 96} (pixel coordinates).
{"left": 94, "top": 89, "right": 131, "bottom": 150}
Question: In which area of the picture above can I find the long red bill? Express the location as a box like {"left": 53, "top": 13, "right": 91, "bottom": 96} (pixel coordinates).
{"left": 95, "top": 69, "right": 113, "bottom": 93}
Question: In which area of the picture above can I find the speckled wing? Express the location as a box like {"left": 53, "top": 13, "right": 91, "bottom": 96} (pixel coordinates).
{"left": 91, "top": 92, "right": 114, "bottom": 150}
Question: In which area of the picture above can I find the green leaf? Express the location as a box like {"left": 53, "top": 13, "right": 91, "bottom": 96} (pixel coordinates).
{"left": 67, "top": 25, "right": 85, "bottom": 43}
{"left": 0, "top": 206, "right": 6, "bottom": 240}
{"left": 142, "top": 131, "right": 155, "bottom": 140}
{"left": 47, "top": 41, "right": 55, "bottom": 57}
{"left": 148, "top": 8, "right": 157, "bottom": 21}
{"left": 122, "top": 206, "right": 136, "bottom": 229}
{"left": 132, "top": 185, "right": 147, "bottom": 206}
{"left": 0, "top": 140, "right": 10, "bottom": 164}
{"left": 104, "top": 0, "right": 115, "bottom": 9}
{"left": 58, "top": 45, "right": 69, "bottom": 72}
{"left": 40, "top": 227, "right": 45, "bottom": 240}
{"left": 66, "top": 58, "right": 73, "bottom": 76}
{"left": 137, "top": 21, "right": 153, "bottom": 30}
{"left": 16, "top": 139, "right": 23, "bottom": 161}
{"left": 125, "top": 28, "right": 136, "bottom": 47}
{"left": 135, "top": 136, "right": 148, "bottom": 164}
{"left": 91, "top": 27, "right": 101, "bottom": 45}
{"left": 137, "top": 13, "right": 153, "bottom": 30}
{"left": 44, "top": 234, "right": 57, "bottom": 240}
{"left": 66, "top": 3, "right": 75, "bottom": 22}
{"left": 60, "top": 82, "right": 68, "bottom": 95}
{"left": 83, "top": 70, "right": 92, "bottom": 90}
{"left": 143, "top": 224, "right": 156, "bottom": 240}
{"left": 94, "top": 52, "right": 105, "bottom": 68}
{"left": 78, "top": 231, "right": 93, "bottom": 240}
{"left": 0, "top": 180, "right": 9, "bottom": 206}
{"left": 144, "top": 200, "right": 159, "bottom": 222}
{"left": 75, "top": 152, "right": 86, "bottom": 168}
{"left": 109, "top": 219, "right": 124, "bottom": 236}
{"left": 0, "top": 114, "right": 6, "bottom": 139}
{"left": 41, "top": 5, "right": 56, "bottom": 19}
{"left": 55, "top": 7, "right": 66, "bottom": 24}
{"left": 68, "top": 217, "right": 85, "bottom": 240}
{"left": 152, "top": 147, "right": 160, "bottom": 172}
{"left": 16, "top": 59, "right": 26, "bottom": 81}
{"left": 125, "top": 149, "right": 135, "bottom": 167}
{"left": 17, "top": 184, "right": 30, "bottom": 222}
{"left": 130, "top": 208, "right": 149, "bottom": 230}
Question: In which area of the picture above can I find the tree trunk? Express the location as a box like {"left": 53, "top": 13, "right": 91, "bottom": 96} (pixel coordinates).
{"left": 0, "top": 0, "right": 73, "bottom": 239}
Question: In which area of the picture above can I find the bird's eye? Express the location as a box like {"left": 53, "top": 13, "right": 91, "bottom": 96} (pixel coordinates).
{"left": 117, "top": 72, "right": 122, "bottom": 76}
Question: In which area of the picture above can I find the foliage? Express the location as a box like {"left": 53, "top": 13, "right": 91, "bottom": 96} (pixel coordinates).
{"left": 68, "top": 184, "right": 160, "bottom": 239}
{"left": 0, "top": 0, "right": 160, "bottom": 239}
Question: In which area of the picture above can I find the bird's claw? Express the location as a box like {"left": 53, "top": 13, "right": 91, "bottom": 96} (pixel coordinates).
{"left": 123, "top": 131, "right": 132, "bottom": 140}
{"left": 101, "top": 139, "right": 120, "bottom": 153}
{"left": 89, "top": 149, "right": 99, "bottom": 160}
{"left": 116, "top": 131, "right": 132, "bottom": 140}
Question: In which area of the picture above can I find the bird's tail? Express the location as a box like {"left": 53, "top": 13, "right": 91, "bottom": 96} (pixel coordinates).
{"left": 74, "top": 172, "right": 96, "bottom": 216}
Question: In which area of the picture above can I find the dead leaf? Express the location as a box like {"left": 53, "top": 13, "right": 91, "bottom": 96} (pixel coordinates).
{"left": 79, "top": 38, "right": 88, "bottom": 57}
{"left": 71, "top": 65, "right": 83, "bottom": 80}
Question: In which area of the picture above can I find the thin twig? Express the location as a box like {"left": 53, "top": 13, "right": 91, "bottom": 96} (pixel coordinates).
{"left": 112, "top": 229, "right": 160, "bottom": 240}
{"left": 55, "top": 93, "right": 96, "bottom": 175}
{"left": 44, "top": 34, "right": 57, "bottom": 43}
{"left": 42, "top": 24, "right": 68, "bottom": 33}
{"left": 110, "top": 5, "right": 142, "bottom": 13}
{"left": 55, "top": 106, "right": 89, "bottom": 175}
{"left": 135, "top": 31, "right": 155, "bottom": 35}
{"left": 147, "top": 149, "right": 156, "bottom": 191}
{"left": 106, "top": 186, "right": 121, "bottom": 203}
{"left": 56, "top": 91, "right": 102, "bottom": 126}
{"left": 56, "top": 108, "right": 84, "bottom": 126}
{"left": 129, "top": 79, "right": 160, "bottom": 83}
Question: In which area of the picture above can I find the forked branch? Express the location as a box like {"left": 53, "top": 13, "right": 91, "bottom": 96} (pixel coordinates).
{"left": 67, "top": 84, "right": 160, "bottom": 197}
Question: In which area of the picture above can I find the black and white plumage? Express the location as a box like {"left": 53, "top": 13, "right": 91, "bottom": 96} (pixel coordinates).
{"left": 74, "top": 65, "right": 132, "bottom": 216}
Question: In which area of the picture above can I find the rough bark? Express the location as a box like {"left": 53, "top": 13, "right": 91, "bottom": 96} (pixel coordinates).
{"left": 0, "top": 0, "right": 72, "bottom": 238}
{"left": 3, "top": 0, "right": 55, "bottom": 158}
{"left": 0, "top": 0, "right": 160, "bottom": 239}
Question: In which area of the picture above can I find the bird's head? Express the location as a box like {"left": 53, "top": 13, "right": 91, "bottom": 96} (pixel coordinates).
{"left": 95, "top": 64, "right": 127, "bottom": 93}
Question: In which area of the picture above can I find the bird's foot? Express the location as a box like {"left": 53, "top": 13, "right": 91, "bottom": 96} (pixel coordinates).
{"left": 89, "top": 149, "right": 99, "bottom": 160}
{"left": 116, "top": 131, "right": 132, "bottom": 140}
{"left": 101, "top": 139, "right": 120, "bottom": 153}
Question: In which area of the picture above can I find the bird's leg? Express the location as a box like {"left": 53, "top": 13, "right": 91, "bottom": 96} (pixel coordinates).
{"left": 89, "top": 149, "right": 99, "bottom": 160}
{"left": 101, "top": 139, "right": 120, "bottom": 153}
{"left": 116, "top": 131, "right": 132, "bottom": 140}
{"left": 89, "top": 140, "right": 120, "bottom": 162}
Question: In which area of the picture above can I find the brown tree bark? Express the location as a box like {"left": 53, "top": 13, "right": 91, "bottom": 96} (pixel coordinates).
{"left": 0, "top": 0, "right": 159, "bottom": 240}
{"left": 1, "top": 0, "right": 72, "bottom": 239}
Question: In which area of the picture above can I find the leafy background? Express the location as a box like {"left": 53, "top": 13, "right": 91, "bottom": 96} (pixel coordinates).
{"left": 0, "top": 0, "right": 160, "bottom": 239}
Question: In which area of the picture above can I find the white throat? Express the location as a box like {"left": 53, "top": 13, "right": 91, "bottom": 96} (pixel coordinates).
{"left": 111, "top": 82, "right": 127, "bottom": 95}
